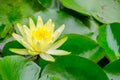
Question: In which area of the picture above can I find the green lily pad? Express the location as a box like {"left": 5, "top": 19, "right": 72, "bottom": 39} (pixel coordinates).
{"left": 97, "top": 23, "right": 120, "bottom": 62}
{"left": 59, "top": 34, "right": 104, "bottom": 62}
{"left": 0, "top": 55, "right": 41, "bottom": 80}
{"left": 39, "top": 0, "right": 61, "bottom": 9}
{"left": 40, "top": 55, "right": 109, "bottom": 80}
{"left": 60, "top": 0, "right": 120, "bottom": 23}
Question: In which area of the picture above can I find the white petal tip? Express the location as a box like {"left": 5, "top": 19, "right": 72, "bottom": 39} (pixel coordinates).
{"left": 47, "top": 49, "right": 71, "bottom": 56}
{"left": 48, "top": 19, "right": 52, "bottom": 22}
{"left": 59, "top": 51, "right": 71, "bottom": 56}
{"left": 50, "top": 58, "right": 55, "bottom": 62}
{"left": 12, "top": 33, "right": 22, "bottom": 41}
{"left": 66, "top": 52, "right": 71, "bottom": 55}
{"left": 29, "top": 18, "right": 33, "bottom": 22}
{"left": 17, "top": 23, "right": 21, "bottom": 26}
{"left": 9, "top": 48, "right": 28, "bottom": 55}
{"left": 40, "top": 54, "right": 55, "bottom": 62}
{"left": 61, "top": 24, "right": 65, "bottom": 28}
{"left": 12, "top": 33, "right": 15, "bottom": 36}
{"left": 63, "top": 37, "right": 68, "bottom": 42}
{"left": 38, "top": 16, "right": 42, "bottom": 20}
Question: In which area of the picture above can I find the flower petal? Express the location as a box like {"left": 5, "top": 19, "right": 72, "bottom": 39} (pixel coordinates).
{"left": 19, "top": 39, "right": 33, "bottom": 50}
{"left": 52, "top": 24, "right": 65, "bottom": 42}
{"left": 22, "top": 25, "right": 31, "bottom": 40}
{"left": 23, "top": 25, "right": 30, "bottom": 35}
{"left": 44, "top": 19, "right": 52, "bottom": 28}
{"left": 28, "top": 50, "right": 39, "bottom": 56}
{"left": 49, "top": 37, "right": 67, "bottom": 50}
{"left": 37, "top": 16, "right": 43, "bottom": 28}
{"left": 9, "top": 48, "right": 28, "bottom": 55}
{"left": 17, "top": 23, "right": 25, "bottom": 36}
{"left": 47, "top": 49, "right": 71, "bottom": 56}
{"left": 22, "top": 25, "right": 33, "bottom": 45}
{"left": 29, "top": 18, "right": 35, "bottom": 30}
{"left": 12, "top": 33, "right": 23, "bottom": 41}
{"left": 12, "top": 33, "right": 33, "bottom": 50}
{"left": 13, "top": 33, "right": 32, "bottom": 50}
{"left": 40, "top": 53, "right": 55, "bottom": 62}
{"left": 49, "top": 22, "right": 55, "bottom": 34}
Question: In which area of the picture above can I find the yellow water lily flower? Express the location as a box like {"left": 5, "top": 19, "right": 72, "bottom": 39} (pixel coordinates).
{"left": 10, "top": 16, "right": 70, "bottom": 62}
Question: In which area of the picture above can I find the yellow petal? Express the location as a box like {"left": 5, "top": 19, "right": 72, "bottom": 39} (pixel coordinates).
{"left": 17, "top": 23, "right": 25, "bottom": 36}
{"left": 44, "top": 19, "right": 52, "bottom": 28}
{"left": 40, "top": 53, "right": 55, "bottom": 62}
{"left": 22, "top": 25, "right": 33, "bottom": 45}
{"left": 19, "top": 39, "right": 33, "bottom": 50}
{"left": 47, "top": 50, "right": 71, "bottom": 56}
{"left": 12, "top": 33, "right": 32, "bottom": 50}
{"left": 36, "top": 40, "right": 43, "bottom": 51}
{"left": 28, "top": 50, "right": 39, "bottom": 56}
{"left": 23, "top": 25, "right": 30, "bottom": 35}
{"left": 49, "top": 22, "right": 55, "bottom": 34}
{"left": 52, "top": 24, "right": 65, "bottom": 42}
{"left": 29, "top": 18, "right": 35, "bottom": 30}
{"left": 22, "top": 25, "right": 31, "bottom": 40}
{"left": 37, "top": 16, "right": 43, "bottom": 28}
{"left": 49, "top": 37, "right": 67, "bottom": 50}
{"left": 9, "top": 48, "right": 28, "bottom": 55}
{"left": 42, "top": 42, "right": 52, "bottom": 52}
{"left": 12, "top": 33, "right": 23, "bottom": 41}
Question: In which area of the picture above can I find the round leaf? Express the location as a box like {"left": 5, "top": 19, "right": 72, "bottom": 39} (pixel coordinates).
{"left": 59, "top": 34, "right": 104, "bottom": 62}
{"left": 60, "top": 0, "right": 120, "bottom": 23}
{"left": 60, "top": 0, "right": 97, "bottom": 16}
{"left": 97, "top": 23, "right": 120, "bottom": 62}
{"left": 39, "top": 0, "right": 61, "bottom": 9}
{"left": 0, "top": 55, "right": 41, "bottom": 80}
{"left": 40, "top": 55, "right": 109, "bottom": 80}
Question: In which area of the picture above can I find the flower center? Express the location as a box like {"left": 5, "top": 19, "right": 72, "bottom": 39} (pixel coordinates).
{"left": 32, "top": 27, "right": 50, "bottom": 40}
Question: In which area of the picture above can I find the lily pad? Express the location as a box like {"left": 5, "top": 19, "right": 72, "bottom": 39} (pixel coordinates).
{"left": 97, "top": 23, "right": 120, "bottom": 62}
{"left": 59, "top": 34, "right": 104, "bottom": 62}
{"left": 60, "top": 0, "right": 120, "bottom": 23}
{"left": 0, "top": 55, "right": 41, "bottom": 80}
{"left": 40, "top": 55, "right": 109, "bottom": 80}
{"left": 39, "top": 0, "right": 61, "bottom": 9}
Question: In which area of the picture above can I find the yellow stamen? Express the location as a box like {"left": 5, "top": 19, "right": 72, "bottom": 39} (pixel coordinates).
{"left": 32, "top": 27, "right": 51, "bottom": 41}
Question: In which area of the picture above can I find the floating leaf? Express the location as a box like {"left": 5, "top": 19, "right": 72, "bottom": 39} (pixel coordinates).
{"left": 59, "top": 34, "right": 104, "bottom": 62}
{"left": 39, "top": 0, "right": 61, "bottom": 9}
{"left": 40, "top": 55, "right": 109, "bottom": 80}
{"left": 60, "top": 0, "right": 120, "bottom": 23}
{"left": 97, "top": 23, "right": 120, "bottom": 62}
{"left": 0, "top": 55, "right": 40, "bottom": 80}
